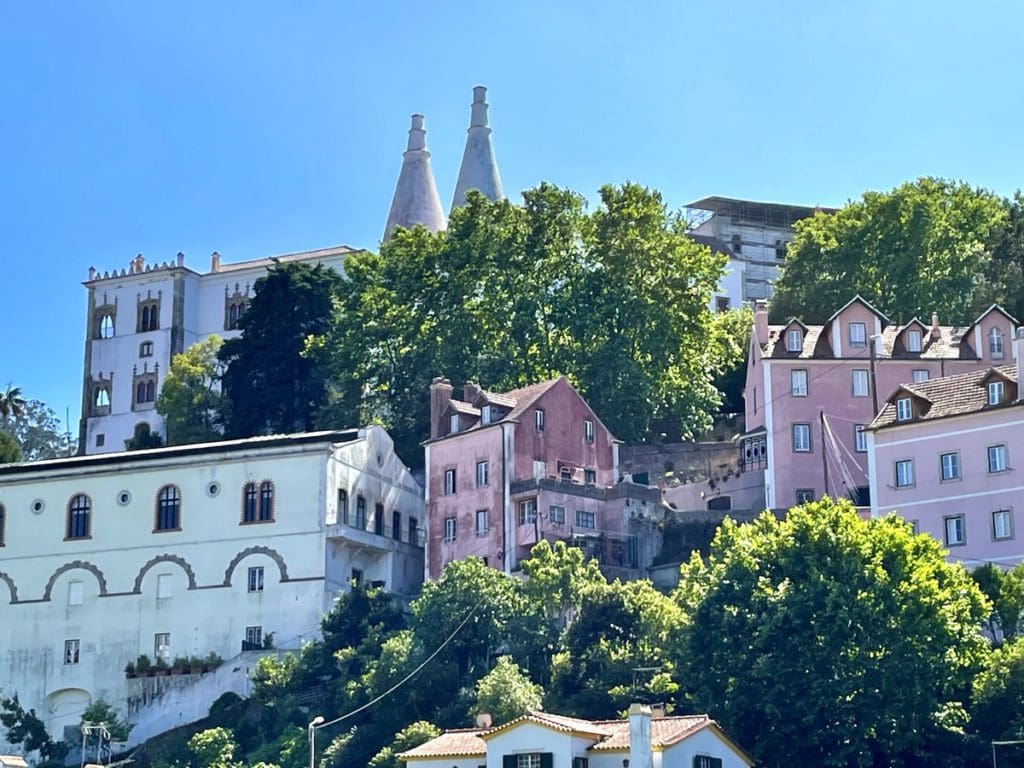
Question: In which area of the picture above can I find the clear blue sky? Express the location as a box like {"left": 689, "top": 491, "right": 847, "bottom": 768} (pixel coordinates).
{"left": 2, "top": 1, "right": 1023, "bottom": 429}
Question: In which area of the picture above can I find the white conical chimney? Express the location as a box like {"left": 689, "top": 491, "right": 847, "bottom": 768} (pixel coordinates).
{"left": 383, "top": 114, "right": 447, "bottom": 241}
{"left": 451, "top": 86, "right": 504, "bottom": 210}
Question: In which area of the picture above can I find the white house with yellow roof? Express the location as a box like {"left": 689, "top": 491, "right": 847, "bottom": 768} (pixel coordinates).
{"left": 398, "top": 705, "right": 753, "bottom": 768}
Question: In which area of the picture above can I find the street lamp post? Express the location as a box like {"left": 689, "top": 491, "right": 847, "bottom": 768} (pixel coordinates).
{"left": 308, "top": 715, "right": 325, "bottom": 768}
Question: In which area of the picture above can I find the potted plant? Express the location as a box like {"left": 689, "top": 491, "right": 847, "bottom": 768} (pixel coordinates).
{"left": 262, "top": 632, "right": 275, "bottom": 650}
{"left": 154, "top": 656, "right": 170, "bottom": 676}
{"left": 124, "top": 661, "right": 137, "bottom": 679}
{"left": 172, "top": 656, "right": 189, "bottom": 675}
{"left": 202, "top": 651, "right": 223, "bottom": 673}
{"left": 135, "top": 654, "right": 152, "bottom": 676}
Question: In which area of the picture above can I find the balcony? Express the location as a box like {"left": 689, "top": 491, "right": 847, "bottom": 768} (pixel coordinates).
{"left": 326, "top": 520, "right": 426, "bottom": 551}
{"left": 510, "top": 476, "right": 661, "bottom": 504}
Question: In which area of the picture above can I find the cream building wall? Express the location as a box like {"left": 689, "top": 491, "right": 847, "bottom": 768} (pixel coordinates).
{"left": 0, "top": 427, "right": 423, "bottom": 749}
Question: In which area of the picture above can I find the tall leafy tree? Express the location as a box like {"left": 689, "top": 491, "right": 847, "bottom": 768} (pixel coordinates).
{"left": 770, "top": 178, "right": 1008, "bottom": 324}
{"left": 220, "top": 262, "right": 343, "bottom": 437}
{"left": 981, "top": 190, "right": 1024, "bottom": 322}
{"left": 0, "top": 429, "right": 22, "bottom": 463}
{"left": 157, "top": 335, "right": 230, "bottom": 445}
{"left": 0, "top": 694, "right": 70, "bottom": 766}
{"left": 672, "top": 497, "right": 990, "bottom": 768}
{"left": 0, "top": 384, "right": 26, "bottom": 424}
{"left": 4, "top": 398, "right": 75, "bottom": 459}
{"left": 472, "top": 657, "right": 543, "bottom": 726}
{"left": 972, "top": 639, "right": 1024, "bottom": 744}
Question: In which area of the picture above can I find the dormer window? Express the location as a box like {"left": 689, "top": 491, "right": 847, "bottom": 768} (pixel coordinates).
{"left": 989, "top": 327, "right": 1005, "bottom": 359}
{"left": 449, "top": 413, "right": 460, "bottom": 434}
{"left": 989, "top": 381, "right": 1005, "bottom": 406}
{"left": 896, "top": 397, "right": 913, "bottom": 422}
{"left": 849, "top": 322, "right": 867, "bottom": 347}
{"left": 906, "top": 329, "right": 922, "bottom": 352}
{"left": 481, "top": 405, "right": 492, "bottom": 425}
{"left": 786, "top": 329, "right": 802, "bottom": 352}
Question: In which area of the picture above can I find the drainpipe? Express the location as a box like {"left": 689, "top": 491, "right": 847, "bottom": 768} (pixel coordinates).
{"left": 500, "top": 423, "right": 509, "bottom": 572}
{"left": 869, "top": 334, "right": 882, "bottom": 417}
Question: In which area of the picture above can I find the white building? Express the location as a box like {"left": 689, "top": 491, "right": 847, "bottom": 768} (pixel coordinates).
{"left": 399, "top": 706, "right": 753, "bottom": 768}
{"left": 79, "top": 246, "right": 356, "bottom": 454}
{"left": 686, "top": 196, "right": 835, "bottom": 309}
{"left": 0, "top": 427, "right": 423, "bottom": 748}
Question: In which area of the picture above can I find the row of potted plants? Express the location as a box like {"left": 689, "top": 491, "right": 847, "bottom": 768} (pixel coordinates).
{"left": 124, "top": 652, "right": 224, "bottom": 678}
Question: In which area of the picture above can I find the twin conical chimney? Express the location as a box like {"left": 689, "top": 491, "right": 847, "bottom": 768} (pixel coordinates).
{"left": 451, "top": 86, "right": 504, "bottom": 209}
{"left": 383, "top": 114, "right": 447, "bottom": 241}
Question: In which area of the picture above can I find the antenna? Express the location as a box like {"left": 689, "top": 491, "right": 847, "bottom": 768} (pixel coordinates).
{"left": 65, "top": 406, "right": 73, "bottom": 457}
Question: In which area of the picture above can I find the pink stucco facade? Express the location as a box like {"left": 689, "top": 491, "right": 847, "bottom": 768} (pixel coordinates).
{"left": 424, "top": 377, "right": 625, "bottom": 578}
{"left": 868, "top": 372, "right": 1024, "bottom": 567}
{"left": 743, "top": 297, "right": 1018, "bottom": 511}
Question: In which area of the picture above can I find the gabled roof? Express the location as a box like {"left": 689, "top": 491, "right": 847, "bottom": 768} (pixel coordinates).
{"left": 825, "top": 294, "right": 889, "bottom": 325}
{"left": 870, "top": 364, "right": 1020, "bottom": 430}
{"left": 782, "top": 318, "right": 810, "bottom": 331}
{"left": 884, "top": 384, "right": 933, "bottom": 405}
{"left": 481, "top": 711, "right": 612, "bottom": 740}
{"left": 961, "top": 303, "right": 1020, "bottom": 338}
{"left": 587, "top": 715, "right": 712, "bottom": 751}
{"left": 399, "top": 728, "right": 486, "bottom": 759}
{"left": 446, "top": 400, "right": 481, "bottom": 417}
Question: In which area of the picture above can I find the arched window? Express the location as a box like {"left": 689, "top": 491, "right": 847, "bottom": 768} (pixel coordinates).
{"left": 156, "top": 485, "right": 181, "bottom": 531}
{"left": 136, "top": 382, "right": 147, "bottom": 404}
{"left": 67, "top": 494, "right": 91, "bottom": 539}
{"left": 259, "top": 481, "right": 274, "bottom": 522}
{"left": 94, "top": 387, "right": 110, "bottom": 408}
{"left": 97, "top": 313, "right": 115, "bottom": 339}
{"left": 0, "top": 502, "right": 6, "bottom": 546}
{"left": 989, "top": 327, "right": 1005, "bottom": 359}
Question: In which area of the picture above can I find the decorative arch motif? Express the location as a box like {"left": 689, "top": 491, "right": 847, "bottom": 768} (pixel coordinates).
{"left": 222, "top": 545, "right": 289, "bottom": 586}
{"left": 0, "top": 571, "right": 18, "bottom": 603}
{"left": 42, "top": 560, "right": 108, "bottom": 601}
{"left": 132, "top": 553, "right": 198, "bottom": 593}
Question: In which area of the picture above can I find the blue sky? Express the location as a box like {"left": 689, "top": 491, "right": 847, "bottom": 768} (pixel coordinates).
{"left": 2, "top": 1, "right": 1023, "bottom": 430}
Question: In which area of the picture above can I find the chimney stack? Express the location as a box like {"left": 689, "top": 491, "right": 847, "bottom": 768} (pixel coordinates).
{"left": 754, "top": 300, "right": 770, "bottom": 346}
{"left": 429, "top": 377, "right": 454, "bottom": 439}
{"left": 176, "top": 251, "right": 185, "bottom": 267}
{"left": 383, "top": 114, "right": 447, "bottom": 241}
{"left": 451, "top": 86, "right": 505, "bottom": 210}
{"left": 627, "top": 704, "right": 653, "bottom": 768}
{"left": 211, "top": 252, "right": 221, "bottom": 272}
{"left": 930, "top": 312, "right": 941, "bottom": 341}
{"left": 463, "top": 380, "right": 482, "bottom": 406}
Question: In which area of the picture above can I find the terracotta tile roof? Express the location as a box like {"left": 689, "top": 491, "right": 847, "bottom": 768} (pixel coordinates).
{"left": 762, "top": 323, "right": 973, "bottom": 360}
{"left": 870, "top": 364, "right": 1020, "bottom": 430}
{"left": 399, "top": 728, "right": 486, "bottom": 759}
{"left": 481, "top": 711, "right": 612, "bottom": 740}
{"left": 423, "top": 378, "right": 564, "bottom": 444}
{"left": 588, "top": 715, "right": 712, "bottom": 751}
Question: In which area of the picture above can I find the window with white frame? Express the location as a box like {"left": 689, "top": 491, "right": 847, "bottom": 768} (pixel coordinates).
{"left": 534, "top": 409, "right": 545, "bottom": 432}
{"left": 444, "top": 516, "right": 457, "bottom": 541}
{"left": 154, "top": 632, "right": 171, "bottom": 660}
{"left": 549, "top": 505, "right": 566, "bottom": 524}
{"left": 792, "top": 423, "right": 811, "bottom": 453}
{"left": 584, "top": 419, "right": 595, "bottom": 443}
{"left": 533, "top": 460, "right": 546, "bottom": 479}
{"left": 895, "top": 459, "right": 915, "bottom": 488}
{"left": 849, "top": 322, "right": 867, "bottom": 346}
{"left": 64, "top": 639, "right": 80, "bottom": 665}
{"left": 989, "top": 381, "right": 1005, "bottom": 405}
{"left": 516, "top": 754, "right": 545, "bottom": 768}
{"left": 694, "top": 756, "right": 724, "bottom": 768}
{"left": 906, "top": 329, "right": 922, "bottom": 352}
{"left": 575, "top": 510, "right": 596, "bottom": 529}
{"left": 786, "top": 328, "right": 802, "bottom": 352}
{"left": 940, "top": 452, "right": 960, "bottom": 481}
{"left": 912, "top": 369, "right": 930, "bottom": 383}
{"left": 944, "top": 515, "right": 965, "bottom": 546}
{"left": 519, "top": 498, "right": 537, "bottom": 525}
{"left": 854, "top": 425, "right": 868, "bottom": 453}
{"left": 444, "top": 468, "right": 457, "bottom": 495}
{"left": 993, "top": 509, "right": 1013, "bottom": 541}
{"left": 852, "top": 369, "right": 869, "bottom": 397}
{"left": 476, "top": 460, "right": 489, "bottom": 487}
{"left": 248, "top": 566, "right": 264, "bottom": 593}
{"left": 988, "top": 444, "right": 1008, "bottom": 473}
{"left": 449, "top": 413, "right": 460, "bottom": 434}
{"left": 896, "top": 397, "right": 913, "bottom": 422}
{"left": 245, "top": 626, "right": 262, "bottom": 647}
{"left": 989, "top": 327, "right": 1005, "bottom": 358}
{"left": 475, "top": 509, "right": 489, "bottom": 536}
{"left": 481, "top": 405, "right": 492, "bottom": 424}
{"left": 790, "top": 369, "right": 808, "bottom": 397}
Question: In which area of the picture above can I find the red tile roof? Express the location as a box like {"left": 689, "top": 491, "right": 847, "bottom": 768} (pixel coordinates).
{"left": 588, "top": 715, "right": 712, "bottom": 750}
{"left": 399, "top": 728, "right": 486, "bottom": 759}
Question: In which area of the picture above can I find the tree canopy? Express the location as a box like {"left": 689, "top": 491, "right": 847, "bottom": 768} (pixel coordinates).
{"left": 770, "top": 178, "right": 1015, "bottom": 324}
{"left": 672, "top": 497, "right": 990, "bottom": 768}
{"left": 158, "top": 335, "right": 230, "bottom": 445}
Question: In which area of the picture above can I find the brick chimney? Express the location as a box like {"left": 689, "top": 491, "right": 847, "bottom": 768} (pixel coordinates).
{"left": 429, "top": 377, "right": 453, "bottom": 439}
{"left": 463, "top": 380, "right": 482, "bottom": 406}
{"left": 628, "top": 703, "right": 653, "bottom": 768}
{"left": 930, "top": 312, "right": 941, "bottom": 341}
{"left": 754, "top": 300, "right": 770, "bottom": 347}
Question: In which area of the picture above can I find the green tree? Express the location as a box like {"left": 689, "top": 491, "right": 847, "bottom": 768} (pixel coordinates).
{"left": 971, "top": 562, "right": 1024, "bottom": 644}
{"left": 367, "top": 721, "right": 440, "bottom": 768}
{"left": 187, "top": 727, "right": 242, "bottom": 768}
{"left": 0, "top": 694, "right": 69, "bottom": 766}
{"left": 157, "top": 335, "right": 230, "bottom": 445}
{"left": 5, "top": 398, "right": 75, "bottom": 459}
{"left": 220, "top": 261, "right": 343, "bottom": 438}
{"left": 770, "top": 178, "right": 1008, "bottom": 324}
{"left": 972, "top": 639, "right": 1024, "bottom": 742}
{"left": 981, "top": 190, "right": 1024, "bottom": 322}
{"left": 79, "top": 698, "right": 132, "bottom": 742}
{"left": 124, "top": 421, "right": 164, "bottom": 451}
{"left": 0, "top": 429, "right": 22, "bottom": 463}
{"left": 0, "top": 384, "right": 26, "bottom": 424}
{"left": 317, "top": 183, "right": 731, "bottom": 463}
{"left": 472, "top": 657, "right": 543, "bottom": 726}
{"left": 673, "top": 497, "right": 990, "bottom": 768}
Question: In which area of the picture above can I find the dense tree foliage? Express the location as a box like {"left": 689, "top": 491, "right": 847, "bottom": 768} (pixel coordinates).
{"left": 972, "top": 639, "right": 1024, "bottom": 743}
{"left": 0, "top": 385, "right": 26, "bottom": 423}
{"left": 220, "top": 262, "right": 342, "bottom": 438}
{"left": 0, "top": 694, "right": 69, "bottom": 766}
{"left": 315, "top": 183, "right": 738, "bottom": 462}
{"left": 157, "top": 335, "right": 230, "bottom": 445}
{"left": 4, "top": 398, "right": 75, "bottom": 460}
{"left": 770, "top": 178, "right": 1014, "bottom": 324}
{"left": 0, "top": 429, "right": 21, "bottom": 463}
{"left": 971, "top": 562, "right": 1024, "bottom": 644}
{"left": 672, "top": 497, "right": 990, "bottom": 768}
{"left": 472, "top": 657, "right": 543, "bottom": 726}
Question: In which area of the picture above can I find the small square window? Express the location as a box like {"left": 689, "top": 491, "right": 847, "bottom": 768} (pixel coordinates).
{"left": 795, "top": 489, "right": 815, "bottom": 504}
{"left": 790, "top": 369, "right": 808, "bottom": 397}
{"left": 248, "top": 566, "right": 264, "bottom": 593}
{"left": 854, "top": 425, "right": 868, "bottom": 453}
{"left": 896, "top": 397, "right": 913, "bottom": 422}
{"left": 245, "top": 625, "right": 263, "bottom": 647}
{"left": 851, "top": 369, "right": 869, "bottom": 397}
{"left": 584, "top": 468, "right": 596, "bottom": 485}
{"left": 154, "top": 632, "right": 171, "bottom": 660}
{"left": 786, "top": 329, "right": 802, "bottom": 352}
{"left": 535, "top": 409, "right": 545, "bottom": 433}
{"left": 906, "top": 329, "right": 922, "bottom": 352}
{"left": 549, "top": 505, "right": 566, "bottom": 524}
{"left": 895, "top": 459, "right": 915, "bottom": 488}
{"left": 95, "top": 433, "right": 105, "bottom": 447}
{"left": 575, "top": 510, "right": 596, "bottom": 529}
{"left": 940, "top": 452, "right": 960, "bottom": 482}
{"left": 912, "top": 369, "right": 930, "bottom": 383}
{"left": 475, "top": 509, "right": 488, "bottom": 536}
{"left": 993, "top": 509, "right": 1013, "bottom": 541}
{"left": 792, "top": 423, "right": 811, "bottom": 453}
{"left": 849, "top": 322, "right": 867, "bottom": 346}
{"left": 444, "top": 516, "right": 457, "bottom": 542}
{"left": 64, "top": 639, "right": 80, "bottom": 665}
{"left": 944, "top": 515, "right": 965, "bottom": 547}
{"left": 988, "top": 444, "right": 1008, "bottom": 474}
{"left": 989, "top": 381, "right": 1005, "bottom": 406}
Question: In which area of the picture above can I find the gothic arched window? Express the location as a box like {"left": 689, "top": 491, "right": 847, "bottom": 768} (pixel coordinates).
{"left": 155, "top": 485, "right": 181, "bottom": 531}
{"left": 67, "top": 494, "right": 91, "bottom": 539}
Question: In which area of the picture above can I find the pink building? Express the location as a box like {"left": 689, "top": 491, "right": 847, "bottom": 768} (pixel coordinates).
{"left": 743, "top": 296, "right": 1018, "bottom": 511}
{"left": 867, "top": 330, "right": 1024, "bottom": 567}
{"left": 423, "top": 376, "right": 661, "bottom": 579}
